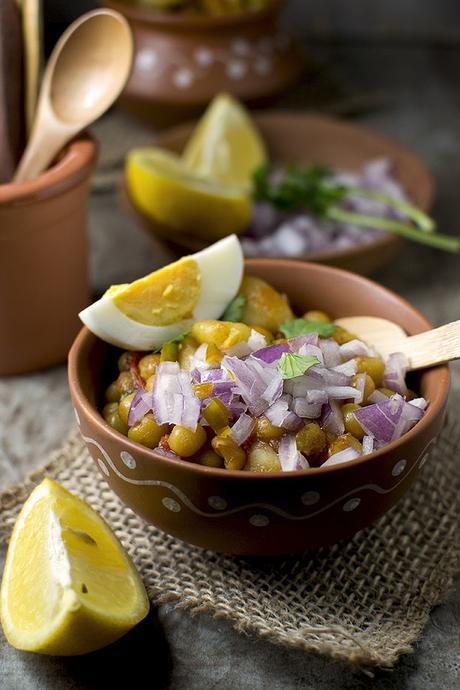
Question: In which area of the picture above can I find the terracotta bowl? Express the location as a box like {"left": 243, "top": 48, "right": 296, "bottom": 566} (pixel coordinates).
{"left": 0, "top": 135, "right": 98, "bottom": 376}
{"left": 103, "top": 0, "right": 303, "bottom": 126}
{"left": 123, "top": 112, "right": 434, "bottom": 275}
{"left": 68, "top": 261, "right": 449, "bottom": 556}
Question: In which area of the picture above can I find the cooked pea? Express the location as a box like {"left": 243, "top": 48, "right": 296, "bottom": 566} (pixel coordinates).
{"left": 206, "top": 343, "right": 223, "bottom": 365}
{"left": 239, "top": 275, "right": 294, "bottom": 333}
{"left": 342, "top": 403, "right": 365, "bottom": 440}
{"left": 104, "top": 371, "right": 136, "bottom": 402}
{"left": 245, "top": 441, "right": 281, "bottom": 472}
{"left": 202, "top": 399, "right": 231, "bottom": 433}
{"left": 105, "top": 380, "right": 121, "bottom": 403}
{"left": 302, "top": 310, "right": 331, "bottom": 323}
{"left": 355, "top": 356, "right": 385, "bottom": 387}
{"left": 212, "top": 435, "right": 246, "bottom": 470}
{"left": 128, "top": 413, "right": 167, "bottom": 449}
{"left": 191, "top": 320, "right": 251, "bottom": 349}
{"left": 169, "top": 424, "right": 207, "bottom": 457}
{"left": 160, "top": 341, "right": 178, "bottom": 362}
{"left": 332, "top": 326, "right": 357, "bottom": 345}
{"left": 118, "top": 393, "right": 135, "bottom": 426}
{"left": 328, "top": 433, "right": 362, "bottom": 456}
{"left": 255, "top": 416, "right": 284, "bottom": 441}
{"left": 138, "top": 353, "right": 161, "bottom": 380}
{"left": 352, "top": 373, "right": 375, "bottom": 403}
{"left": 377, "top": 387, "right": 396, "bottom": 398}
{"left": 117, "top": 351, "right": 133, "bottom": 372}
{"left": 103, "top": 403, "right": 128, "bottom": 435}
{"left": 295, "top": 422, "right": 327, "bottom": 456}
{"left": 406, "top": 389, "right": 416, "bottom": 401}
{"left": 145, "top": 374, "right": 155, "bottom": 392}
{"left": 198, "top": 449, "right": 224, "bottom": 468}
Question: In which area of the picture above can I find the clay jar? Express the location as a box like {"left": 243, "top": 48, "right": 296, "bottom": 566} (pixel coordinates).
{"left": 104, "top": 0, "right": 304, "bottom": 125}
{"left": 0, "top": 135, "right": 97, "bottom": 376}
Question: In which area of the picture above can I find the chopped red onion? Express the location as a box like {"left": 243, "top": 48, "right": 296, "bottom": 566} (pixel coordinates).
{"left": 297, "top": 343, "right": 324, "bottom": 363}
{"left": 222, "top": 355, "right": 282, "bottom": 416}
{"left": 353, "top": 373, "right": 367, "bottom": 404}
{"left": 319, "top": 338, "right": 341, "bottom": 368}
{"left": 252, "top": 343, "right": 289, "bottom": 364}
{"left": 367, "top": 389, "right": 389, "bottom": 404}
{"left": 291, "top": 398, "right": 323, "bottom": 419}
{"left": 321, "top": 400, "right": 345, "bottom": 435}
{"left": 340, "top": 340, "right": 372, "bottom": 360}
{"left": 322, "top": 446, "right": 360, "bottom": 467}
{"left": 224, "top": 329, "right": 267, "bottom": 357}
{"left": 362, "top": 435, "right": 374, "bottom": 455}
{"left": 265, "top": 399, "right": 302, "bottom": 430}
{"left": 384, "top": 352, "right": 409, "bottom": 395}
{"left": 288, "top": 334, "right": 319, "bottom": 352}
{"left": 333, "top": 360, "right": 358, "bottom": 376}
{"left": 229, "top": 413, "right": 256, "bottom": 446}
{"left": 278, "top": 435, "right": 310, "bottom": 471}
{"left": 153, "top": 447, "right": 179, "bottom": 460}
{"left": 152, "top": 362, "right": 200, "bottom": 431}
{"left": 409, "top": 397, "right": 428, "bottom": 410}
{"left": 324, "top": 385, "right": 361, "bottom": 401}
{"left": 127, "top": 388, "right": 151, "bottom": 426}
{"left": 353, "top": 394, "right": 405, "bottom": 443}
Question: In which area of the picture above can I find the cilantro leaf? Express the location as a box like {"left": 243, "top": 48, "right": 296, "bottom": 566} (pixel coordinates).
{"left": 279, "top": 318, "right": 337, "bottom": 338}
{"left": 277, "top": 353, "right": 320, "bottom": 380}
{"left": 221, "top": 295, "right": 246, "bottom": 322}
{"left": 153, "top": 331, "right": 189, "bottom": 353}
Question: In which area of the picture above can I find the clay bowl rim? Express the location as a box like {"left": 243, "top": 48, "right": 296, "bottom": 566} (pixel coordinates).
{"left": 69, "top": 258, "right": 450, "bottom": 480}
{"left": 0, "top": 135, "right": 98, "bottom": 207}
{"left": 123, "top": 110, "right": 434, "bottom": 265}
{"left": 105, "top": 0, "right": 283, "bottom": 30}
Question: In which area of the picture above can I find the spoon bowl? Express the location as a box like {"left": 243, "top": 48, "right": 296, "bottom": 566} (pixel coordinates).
{"left": 14, "top": 9, "right": 133, "bottom": 182}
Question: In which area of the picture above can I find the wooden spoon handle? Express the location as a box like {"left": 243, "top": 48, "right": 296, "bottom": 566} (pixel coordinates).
{"left": 400, "top": 320, "right": 460, "bottom": 370}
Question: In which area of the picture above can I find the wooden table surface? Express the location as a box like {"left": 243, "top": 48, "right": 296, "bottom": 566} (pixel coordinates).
{"left": 1, "top": 41, "right": 459, "bottom": 689}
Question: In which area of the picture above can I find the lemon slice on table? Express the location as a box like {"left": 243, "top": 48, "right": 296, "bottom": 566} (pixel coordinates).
{"left": 0, "top": 479, "right": 149, "bottom": 656}
{"left": 125, "top": 148, "right": 251, "bottom": 242}
{"left": 182, "top": 93, "right": 267, "bottom": 190}
{"left": 79, "top": 235, "right": 244, "bottom": 350}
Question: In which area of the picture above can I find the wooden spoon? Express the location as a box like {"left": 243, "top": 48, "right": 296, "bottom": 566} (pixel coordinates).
{"left": 13, "top": 8, "right": 133, "bottom": 183}
{"left": 335, "top": 316, "right": 460, "bottom": 370}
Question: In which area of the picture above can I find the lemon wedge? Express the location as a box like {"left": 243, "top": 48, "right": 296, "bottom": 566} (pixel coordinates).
{"left": 125, "top": 148, "right": 251, "bottom": 242}
{"left": 0, "top": 479, "right": 149, "bottom": 655}
{"left": 182, "top": 93, "right": 267, "bottom": 190}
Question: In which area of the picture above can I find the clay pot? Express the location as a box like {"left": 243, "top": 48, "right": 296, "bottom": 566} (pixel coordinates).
{"left": 123, "top": 112, "right": 434, "bottom": 275}
{"left": 103, "top": 0, "right": 304, "bottom": 125}
{"left": 68, "top": 261, "right": 449, "bottom": 556}
{"left": 0, "top": 135, "right": 98, "bottom": 376}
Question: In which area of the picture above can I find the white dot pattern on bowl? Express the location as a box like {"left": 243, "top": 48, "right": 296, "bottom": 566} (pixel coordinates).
{"left": 97, "top": 458, "right": 109, "bottom": 477}
{"left": 249, "top": 514, "right": 269, "bottom": 527}
{"left": 301, "top": 491, "right": 320, "bottom": 506}
{"left": 194, "top": 47, "right": 214, "bottom": 66}
{"left": 120, "top": 451, "right": 136, "bottom": 470}
{"left": 226, "top": 60, "right": 247, "bottom": 80}
{"left": 208, "top": 496, "right": 228, "bottom": 511}
{"left": 162, "top": 497, "right": 181, "bottom": 513}
{"left": 343, "top": 498, "right": 361, "bottom": 512}
{"left": 173, "top": 68, "right": 194, "bottom": 89}
{"left": 392, "top": 459, "right": 407, "bottom": 477}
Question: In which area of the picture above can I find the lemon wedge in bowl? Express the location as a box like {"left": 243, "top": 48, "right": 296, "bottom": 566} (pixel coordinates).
{"left": 0, "top": 479, "right": 149, "bottom": 656}
{"left": 79, "top": 235, "right": 244, "bottom": 351}
{"left": 125, "top": 147, "right": 251, "bottom": 242}
{"left": 183, "top": 93, "right": 267, "bottom": 190}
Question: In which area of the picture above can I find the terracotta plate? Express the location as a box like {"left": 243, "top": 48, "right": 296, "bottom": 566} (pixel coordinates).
{"left": 123, "top": 111, "right": 434, "bottom": 275}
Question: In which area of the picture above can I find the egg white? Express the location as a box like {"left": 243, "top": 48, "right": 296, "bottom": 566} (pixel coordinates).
{"left": 79, "top": 235, "right": 244, "bottom": 350}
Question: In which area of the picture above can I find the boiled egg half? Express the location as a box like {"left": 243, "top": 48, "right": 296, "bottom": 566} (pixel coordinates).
{"left": 79, "top": 235, "right": 244, "bottom": 350}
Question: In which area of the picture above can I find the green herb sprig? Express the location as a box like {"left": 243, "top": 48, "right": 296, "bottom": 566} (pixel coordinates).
{"left": 221, "top": 295, "right": 246, "bottom": 322}
{"left": 277, "top": 353, "right": 320, "bottom": 380}
{"left": 253, "top": 163, "right": 460, "bottom": 253}
{"left": 280, "top": 318, "right": 337, "bottom": 339}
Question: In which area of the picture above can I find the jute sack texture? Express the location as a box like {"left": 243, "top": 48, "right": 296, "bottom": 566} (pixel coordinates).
{"left": 1, "top": 414, "right": 458, "bottom": 668}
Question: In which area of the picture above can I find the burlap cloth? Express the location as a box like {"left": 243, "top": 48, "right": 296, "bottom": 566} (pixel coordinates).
{"left": 1, "top": 413, "right": 459, "bottom": 669}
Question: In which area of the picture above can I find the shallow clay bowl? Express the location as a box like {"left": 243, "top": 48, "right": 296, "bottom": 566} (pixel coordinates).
{"left": 68, "top": 261, "right": 448, "bottom": 556}
{"left": 123, "top": 112, "right": 434, "bottom": 275}
{"left": 104, "top": 0, "right": 303, "bottom": 126}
